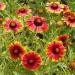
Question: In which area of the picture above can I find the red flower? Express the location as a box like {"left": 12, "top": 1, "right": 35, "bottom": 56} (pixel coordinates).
{"left": 58, "top": 34, "right": 70, "bottom": 42}
{"left": 58, "top": 34, "right": 71, "bottom": 47}
{"left": 46, "top": 41, "right": 66, "bottom": 62}
{"left": 26, "top": 16, "right": 48, "bottom": 33}
{"left": 16, "top": 7, "right": 31, "bottom": 17}
{"left": 0, "top": 2, "right": 6, "bottom": 11}
{"left": 4, "top": 18, "right": 23, "bottom": 33}
{"left": 21, "top": 51, "right": 42, "bottom": 71}
{"left": 46, "top": 2, "right": 63, "bottom": 14}
{"left": 63, "top": 11, "right": 75, "bottom": 27}
{"left": 62, "top": 4, "right": 69, "bottom": 12}
{"left": 8, "top": 41, "right": 26, "bottom": 60}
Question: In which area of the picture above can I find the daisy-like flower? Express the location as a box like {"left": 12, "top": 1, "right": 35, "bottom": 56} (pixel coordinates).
{"left": 58, "top": 34, "right": 70, "bottom": 42}
{"left": 21, "top": 51, "right": 42, "bottom": 71}
{"left": 16, "top": 6, "right": 31, "bottom": 17}
{"left": 57, "top": 34, "right": 70, "bottom": 47}
{"left": 8, "top": 41, "right": 26, "bottom": 60}
{"left": 26, "top": 16, "right": 48, "bottom": 33}
{"left": 4, "top": 18, "right": 23, "bottom": 33}
{"left": 46, "top": 41, "right": 66, "bottom": 62}
{"left": 46, "top": 2, "right": 63, "bottom": 14}
{"left": 0, "top": 2, "right": 6, "bottom": 11}
{"left": 63, "top": 11, "right": 75, "bottom": 27}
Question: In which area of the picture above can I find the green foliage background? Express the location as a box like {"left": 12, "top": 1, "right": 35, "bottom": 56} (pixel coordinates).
{"left": 0, "top": 0, "right": 75, "bottom": 75}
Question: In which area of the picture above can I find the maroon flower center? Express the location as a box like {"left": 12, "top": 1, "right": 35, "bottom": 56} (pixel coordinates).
{"left": 19, "top": 8, "right": 27, "bottom": 13}
{"left": 13, "top": 46, "right": 22, "bottom": 54}
{"left": 50, "top": 3, "right": 58, "bottom": 10}
{"left": 28, "top": 59, "right": 35, "bottom": 65}
{"left": 9, "top": 22, "right": 17, "bottom": 29}
{"left": 52, "top": 43, "right": 60, "bottom": 54}
{"left": 53, "top": 48, "right": 60, "bottom": 54}
{"left": 68, "top": 16, "right": 75, "bottom": 23}
{"left": 34, "top": 18, "right": 42, "bottom": 26}
{"left": 14, "top": 49, "right": 19, "bottom": 54}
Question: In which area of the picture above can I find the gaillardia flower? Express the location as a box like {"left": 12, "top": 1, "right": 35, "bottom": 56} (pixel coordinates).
{"left": 0, "top": 2, "right": 6, "bottom": 11}
{"left": 4, "top": 18, "right": 23, "bottom": 33}
{"left": 63, "top": 11, "right": 75, "bottom": 27}
{"left": 46, "top": 2, "right": 63, "bottom": 14}
{"left": 26, "top": 16, "right": 48, "bottom": 33}
{"left": 58, "top": 34, "right": 70, "bottom": 42}
{"left": 8, "top": 41, "right": 26, "bottom": 60}
{"left": 16, "top": 6, "right": 31, "bottom": 17}
{"left": 46, "top": 41, "right": 66, "bottom": 61}
{"left": 21, "top": 51, "right": 42, "bottom": 71}
{"left": 57, "top": 34, "right": 70, "bottom": 47}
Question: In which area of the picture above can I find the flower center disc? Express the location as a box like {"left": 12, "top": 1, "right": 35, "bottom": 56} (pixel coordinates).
{"left": 19, "top": 8, "right": 27, "bottom": 13}
{"left": 10, "top": 22, "right": 16, "bottom": 29}
{"left": 14, "top": 49, "right": 19, "bottom": 54}
{"left": 53, "top": 48, "right": 59, "bottom": 54}
{"left": 28, "top": 59, "right": 34, "bottom": 64}
{"left": 51, "top": 3, "right": 58, "bottom": 10}
{"left": 34, "top": 18, "right": 42, "bottom": 26}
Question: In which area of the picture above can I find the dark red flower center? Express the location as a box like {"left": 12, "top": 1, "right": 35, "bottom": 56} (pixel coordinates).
{"left": 28, "top": 59, "right": 34, "bottom": 64}
{"left": 53, "top": 48, "right": 60, "bottom": 54}
{"left": 50, "top": 3, "right": 59, "bottom": 10}
{"left": 68, "top": 16, "right": 75, "bottom": 23}
{"left": 52, "top": 42, "right": 60, "bottom": 54}
{"left": 28, "top": 59, "right": 35, "bottom": 65}
{"left": 19, "top": 8, "right": 27, "bottom": 13}
{"left": 9, "top": 22, "right": 17, "bottom": 29}
{"left": 13, "top": 47, "right": 21, "bottom": 55}
{"left": 12, "top": 45, "right": 23, "bottom": 56}
{"left": 14, "top": 49, "right": 19, "bottom": 54}
{"left": 34, "top": 18, "right": 42, "bottom": 26}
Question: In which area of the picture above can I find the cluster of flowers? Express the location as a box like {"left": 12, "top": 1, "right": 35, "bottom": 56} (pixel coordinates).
{"left": 0, "top": 1, "right": 75, "bottom": 71}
